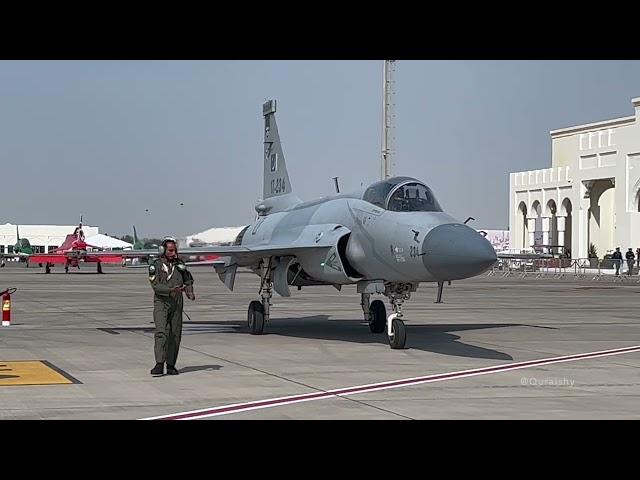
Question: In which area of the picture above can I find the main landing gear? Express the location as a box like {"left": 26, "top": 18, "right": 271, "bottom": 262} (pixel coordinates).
{"left": 361, "top": 283, "right": 415, "bottom": 349}
{"left": 247, "top": 258, "right": 273, "bottom": 335}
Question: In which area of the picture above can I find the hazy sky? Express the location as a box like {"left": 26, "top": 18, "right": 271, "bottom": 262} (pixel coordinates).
{"left": 1, "top": 60, "right": 639, "bottom": 238}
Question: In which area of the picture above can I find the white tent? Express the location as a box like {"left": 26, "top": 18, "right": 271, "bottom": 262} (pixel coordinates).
{"left": 184, "top": 226, "right": 247, "bottom": 246}
{"left": 85, "top": 234, "right": 133, "bottom": 250}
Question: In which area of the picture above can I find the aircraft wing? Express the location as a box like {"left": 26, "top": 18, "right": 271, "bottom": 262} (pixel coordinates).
{"left": 26, "top": 250, "right": 157, "bottom": 265}
{"left": 160, "top": 223, "right": 349, "bottom": 267}
{"left": 110, "top": 244, "right": 326, "bottom": 264}
{"left": 0, "top": 253, "right": 21, "bottom": 258}
{"left": 22, "top": 233, "right": 335, "bottom": 269}
{"left": 28, "top": 253, "right": 127, "bottom": 264}
{"left": 0, "top": 252, "right": 30, "bottom": 260}
{"left": 124, "top": 256, "right": 224, "bottom": 268}
{"left": 175, "top": 245, "right": 328, "bottom": 266}
{"left": 496, "top": 252, "right": 553, "bottom": 259}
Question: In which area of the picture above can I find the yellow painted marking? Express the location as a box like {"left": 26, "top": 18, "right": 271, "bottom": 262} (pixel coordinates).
{"left": 0, "top": 361, "right": 73, "bottom": 386}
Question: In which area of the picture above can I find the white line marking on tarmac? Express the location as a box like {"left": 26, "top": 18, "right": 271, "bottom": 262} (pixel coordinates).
{"left": 141, "top": 344, "right": 640, "bottom": 420}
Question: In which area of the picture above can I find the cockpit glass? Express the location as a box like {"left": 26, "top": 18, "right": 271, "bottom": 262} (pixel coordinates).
{"left": 362, "top": 179, "right": 397, "bottom": 209}
{"left": 386, "top": 183, "right": 442, "bottom": 212}
{"left": 362, "top": 177, "right": 442, "bottom": 212}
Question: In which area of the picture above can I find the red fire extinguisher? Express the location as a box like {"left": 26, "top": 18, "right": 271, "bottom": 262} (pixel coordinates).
{"left": 2, "top": 288, "right": 16, "bottom": 327}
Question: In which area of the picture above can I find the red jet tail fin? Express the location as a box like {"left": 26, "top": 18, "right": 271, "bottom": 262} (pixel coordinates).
{"left": 51, "top": 234, "right": 77, "bottom": 253}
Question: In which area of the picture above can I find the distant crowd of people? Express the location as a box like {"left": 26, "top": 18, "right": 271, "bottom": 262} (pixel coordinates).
{"left": 610, "top": 247, "right": 640, "bottom": 275}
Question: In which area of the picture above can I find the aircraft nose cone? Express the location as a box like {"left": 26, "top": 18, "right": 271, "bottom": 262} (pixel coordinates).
{"left": 422, "top": 224, "right": 497, "bottom": 280}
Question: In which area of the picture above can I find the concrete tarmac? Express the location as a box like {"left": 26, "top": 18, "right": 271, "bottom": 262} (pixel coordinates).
{"left": 1, "top": 264, "right": 639, "bottom": 419}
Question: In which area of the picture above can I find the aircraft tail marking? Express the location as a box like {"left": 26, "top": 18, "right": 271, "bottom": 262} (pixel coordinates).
{"left": 262, "top": 100, "right": 292, "bottom": 199}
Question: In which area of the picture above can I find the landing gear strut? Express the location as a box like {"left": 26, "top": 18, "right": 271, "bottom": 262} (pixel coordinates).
{"left": 247, "top": 257, "right": 273, "bottom": 335}
{"left": 384, "top": 283, "right": 415, "bottom": 349}
{"left": 436, "top": 281, "right": 444, "bottom": 303}
{"left": 435, "top": 280, "right": 451, "bottom": 304}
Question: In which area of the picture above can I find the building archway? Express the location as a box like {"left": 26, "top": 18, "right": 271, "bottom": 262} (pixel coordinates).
{"left": 545, "top": 199, "right": 558, "bottom": 249}
{"left": 530, "top": 200, "right": 542, "bottom": 248}
{"left": 516, "top": 201, "right": 528, "bottom": 249}
{"left": 560, "top": 198, "right": 572, "bottom": 257}
{"left": 587, "top": 179, "right": 615, "bottom": 257}
{"left": 629, "top": 177, "right": 640, "bottom": 212}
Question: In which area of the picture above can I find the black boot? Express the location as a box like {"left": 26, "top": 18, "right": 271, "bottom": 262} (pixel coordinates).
{"left": 166, "top": 365, "right": 179, "bottom": 375}
{"left": 150, "top": 363, "right": 164, "bottom": 376}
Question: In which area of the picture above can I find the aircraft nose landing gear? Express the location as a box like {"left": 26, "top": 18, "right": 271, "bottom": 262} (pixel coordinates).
{"left": 384, "top": 283, "right": 415, "bottom": 350}
{"left": 387, "top": 313, "right": 406, "bottom": 350}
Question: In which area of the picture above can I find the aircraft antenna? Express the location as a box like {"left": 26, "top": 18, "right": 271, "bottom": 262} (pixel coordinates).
{"left": 381, "top": 60, "right": 396, "bottom": 180}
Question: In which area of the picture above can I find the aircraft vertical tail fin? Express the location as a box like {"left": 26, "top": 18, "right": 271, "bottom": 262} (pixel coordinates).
{"left": 133, "top": 225, "right": 139, "bottom": 244}
{"left": 262, "top": 100, "right": 293, "bottom": 199}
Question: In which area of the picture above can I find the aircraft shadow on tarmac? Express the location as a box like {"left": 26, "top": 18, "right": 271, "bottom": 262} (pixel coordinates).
{"left": 252, "top": 316, "right": 520, "bottom": 360}
{"left": 98, "top": 318, "right": 554, "bottom": 361}
{"left": 188, "top": 317, "right": 548, "bottom": 361}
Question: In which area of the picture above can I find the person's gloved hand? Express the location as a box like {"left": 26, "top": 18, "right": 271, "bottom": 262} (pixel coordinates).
{"left": 184, "top": 285, "right": 195, "bottom": 301}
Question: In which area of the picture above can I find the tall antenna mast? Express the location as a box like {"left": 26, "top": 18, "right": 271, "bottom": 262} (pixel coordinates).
{"left": 381, "top": 60, "right": 396, "bottom": 180}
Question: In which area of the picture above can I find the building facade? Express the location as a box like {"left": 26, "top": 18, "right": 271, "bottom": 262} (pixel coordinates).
{"left": 510, "top": 97, "right": 640, "bottom": 260}
{"left": 0, "top": 224, "right": 99, "bottom": 254}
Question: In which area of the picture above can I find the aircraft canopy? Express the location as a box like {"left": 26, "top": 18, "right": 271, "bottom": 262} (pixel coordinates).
{"left": 362, "top": 176, "right": 443, "bottom": 212}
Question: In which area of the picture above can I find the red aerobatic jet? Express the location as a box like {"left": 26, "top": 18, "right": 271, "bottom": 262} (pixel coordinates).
{"left": 28, "top": 224, "right": 221, "bottom": 274}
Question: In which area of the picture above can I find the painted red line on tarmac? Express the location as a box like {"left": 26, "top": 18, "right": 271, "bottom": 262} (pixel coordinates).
{"left": 142, "top": 344, "right": 640, "bottom": 420}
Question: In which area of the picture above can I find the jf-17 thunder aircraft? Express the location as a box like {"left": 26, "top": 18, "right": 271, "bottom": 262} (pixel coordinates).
{"left": 136, "top": 100, "right": 498, "bottom": 349}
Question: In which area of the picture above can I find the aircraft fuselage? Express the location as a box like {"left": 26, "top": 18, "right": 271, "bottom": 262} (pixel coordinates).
{"left": 240, "top": 195, "right": 496, "bottom": 285}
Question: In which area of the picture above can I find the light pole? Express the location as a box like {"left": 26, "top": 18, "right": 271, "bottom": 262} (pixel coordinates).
{"left": 381, "top": 60, "right": 396, "bottom": 180}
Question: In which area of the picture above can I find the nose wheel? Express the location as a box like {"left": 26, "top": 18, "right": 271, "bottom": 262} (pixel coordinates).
{"left": 388, "top": 315, "right": 406, "bottom": 349}
{"left": 383, "top": 283, "right": 415, "bottom": 349}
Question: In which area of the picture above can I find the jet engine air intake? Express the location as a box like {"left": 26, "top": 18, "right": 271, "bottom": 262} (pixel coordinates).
{"left": 294, "top": 229, "right": 363, "bottom": 285}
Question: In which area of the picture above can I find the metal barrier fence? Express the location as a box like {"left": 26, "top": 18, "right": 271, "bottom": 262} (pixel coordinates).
{"left": 487, "top": 257, "right": 640, "bottom": 282}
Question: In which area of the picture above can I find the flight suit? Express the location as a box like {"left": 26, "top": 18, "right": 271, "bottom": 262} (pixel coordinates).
{"left": 148, "top": 257, "right": 194, "bottom": 367}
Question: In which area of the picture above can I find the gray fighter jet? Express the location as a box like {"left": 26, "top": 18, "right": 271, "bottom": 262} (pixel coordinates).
{"left": 164, "top": 100, "right": 497, "bottom": 349}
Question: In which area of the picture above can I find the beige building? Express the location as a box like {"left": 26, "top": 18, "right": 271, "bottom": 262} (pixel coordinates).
{"left": 510, "top": 96, "right": 640, "bottom": 259}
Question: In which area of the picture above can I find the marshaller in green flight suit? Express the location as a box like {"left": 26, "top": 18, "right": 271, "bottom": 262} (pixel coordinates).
{"left": 149, "top": 238, "right": 195, "bottom": 376}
